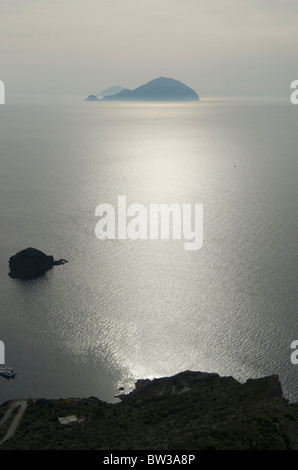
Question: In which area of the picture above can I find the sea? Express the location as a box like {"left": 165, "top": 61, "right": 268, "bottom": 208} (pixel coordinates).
{"left": 0, "top": 95, "right": 297, "bottom": 404}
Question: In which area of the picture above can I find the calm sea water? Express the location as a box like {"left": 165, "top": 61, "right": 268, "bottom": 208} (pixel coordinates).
{"left": 0, "top": 97, "right": 297, "bottom": 403}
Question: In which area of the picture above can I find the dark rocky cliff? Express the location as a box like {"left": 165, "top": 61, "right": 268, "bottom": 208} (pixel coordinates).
{"left": 2, "top": 370, "right": 298, "bottom": 450}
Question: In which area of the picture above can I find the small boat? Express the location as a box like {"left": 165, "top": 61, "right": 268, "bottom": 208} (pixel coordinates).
{"left": 0, "top": 366, "right": 17, "bottom": 379}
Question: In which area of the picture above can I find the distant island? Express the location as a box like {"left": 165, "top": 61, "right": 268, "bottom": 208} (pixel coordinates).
{"left": 97, "top": 86, "right": 126, "bottom": 98}
{"left": 85, "top": 77, "right": 199, "bottom": 102}
{"left": 85, "top": 94, "right": 100, "bottom": 102}
{"left": 85, "top": 86, "right": 126, "bottom": 101}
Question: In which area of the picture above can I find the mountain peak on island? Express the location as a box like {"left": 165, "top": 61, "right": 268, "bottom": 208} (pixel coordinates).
{"left": 101, "top": 77, "right": 199, "bottom": 102}
{"left": 85, "top": 94, "right": 100, "bottom": 101}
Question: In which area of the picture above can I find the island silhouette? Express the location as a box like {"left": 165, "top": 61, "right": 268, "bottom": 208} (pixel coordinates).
{"left": 97, "top": 85, "right": 126, "bottom": 98}
{"left": 8, "top": 248, "right": 67, "bottom": 279}
{"left": 86, "top": 77, "right": 199, "bottom": 102}
{"left": 85, "top": 94, "right": 100, "bottom": 101}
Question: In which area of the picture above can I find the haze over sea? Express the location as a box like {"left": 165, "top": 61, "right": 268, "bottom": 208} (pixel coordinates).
{"left": 0, "top": 97, "right": 297, "bottom": 403}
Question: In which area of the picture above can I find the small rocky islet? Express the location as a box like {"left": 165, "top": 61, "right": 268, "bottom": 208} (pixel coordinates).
{"left": 8, "top": 247, "right": 67, "bottom": 280}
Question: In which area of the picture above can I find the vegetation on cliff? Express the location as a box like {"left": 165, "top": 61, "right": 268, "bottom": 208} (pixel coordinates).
{"left": 1, "top": 370, "right": 298, "bottom": 450}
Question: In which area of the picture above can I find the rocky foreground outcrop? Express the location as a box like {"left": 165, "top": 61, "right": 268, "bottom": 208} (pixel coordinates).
{"left": 116, "top": 370, "right": 283, "bottom": 402}
{"left": 8, "top": 247, "right": 67, "bottom": 279}
{"left": 2, "top": 370, "right": 298, "bottom": 450}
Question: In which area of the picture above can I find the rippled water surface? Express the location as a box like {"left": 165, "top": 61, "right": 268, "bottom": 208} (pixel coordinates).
{"left": 0, "top": 97, "right": 297, "bottom": 403}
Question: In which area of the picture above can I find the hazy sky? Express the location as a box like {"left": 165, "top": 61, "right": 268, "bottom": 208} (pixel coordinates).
{"left": 0, "top": 0, "right": 297, "bottom": 97}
